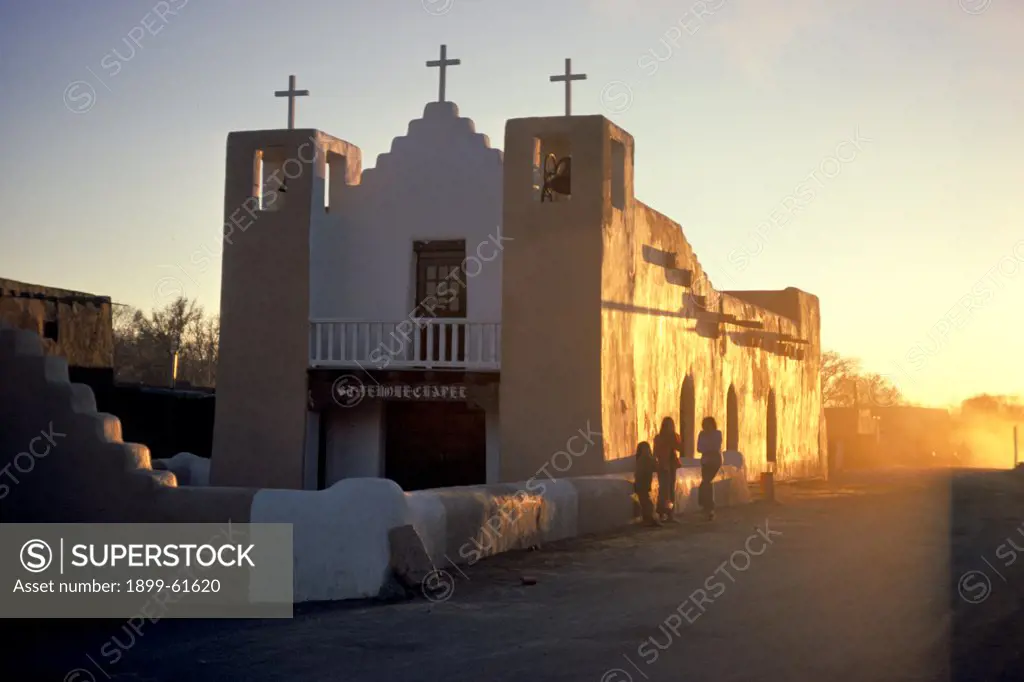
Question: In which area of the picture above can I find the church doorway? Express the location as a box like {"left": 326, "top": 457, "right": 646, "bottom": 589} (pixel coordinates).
{"left": 766, "top": 389, "right": 778, "bottom": 464}
{"left": 726, "top": 384, "right": 739, "bottom": 451}
{"left": 680, "top": 375, "right": 696, "bottom": 457}
{"left": 384, "top": 400, "right": 486, "bottom": 491}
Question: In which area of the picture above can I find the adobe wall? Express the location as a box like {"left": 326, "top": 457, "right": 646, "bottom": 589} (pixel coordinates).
{"left": 601, "top": 200, "right": 823, "bottom": 480}
{"left": 500, "top": 114, "right": 823, "bottom": 482}
{"left": 0, "top": 322, "right": 255, "bottom": 524}
{"left": 0, "top": 278, "right": 112, "bottom": 369}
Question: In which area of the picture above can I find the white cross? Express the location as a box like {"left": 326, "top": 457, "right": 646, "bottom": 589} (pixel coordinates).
{"left": 274, "top": 75, "right": 309, "bottom": 129}
{"left": 426, "top": 44, "right": 461, "bottom": 102}
{"left": 550, "top": 58, "right": 587, "bottom": 116}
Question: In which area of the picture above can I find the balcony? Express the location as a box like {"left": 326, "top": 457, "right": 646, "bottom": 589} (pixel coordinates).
{"left": 309, "top": 319, "right": 501, "bottom": 371}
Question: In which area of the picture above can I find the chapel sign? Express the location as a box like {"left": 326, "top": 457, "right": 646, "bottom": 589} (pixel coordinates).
{"left": 337, "top": 383, "right": 467, "bottom": 402}
{"left": 308, "top": 373, "right": 489, "bottom": 410}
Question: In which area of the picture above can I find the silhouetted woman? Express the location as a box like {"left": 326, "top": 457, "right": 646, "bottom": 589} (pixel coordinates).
{"left": 654, "top": 417, "right": 682, "bottom": 522}
{"left": 697, "top": 416, "right": 724, "bottom": 520}
{"left": 633, "top": 441, "right": 659, "bottom": 526}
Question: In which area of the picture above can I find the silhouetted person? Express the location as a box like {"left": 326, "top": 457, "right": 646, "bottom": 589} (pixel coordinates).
{"left": 633, "top": 441, "right": 659, "bottom": 526}
{"left": 697, "top": 416, "right": 723, "bottom": 520}
{"left": 654, "top": 417, "right": 682, "bottom": 522}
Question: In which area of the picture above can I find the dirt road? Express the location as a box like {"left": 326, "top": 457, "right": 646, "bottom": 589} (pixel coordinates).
{"left": 11, "top": 468, "right": 1024, "bottom": 681}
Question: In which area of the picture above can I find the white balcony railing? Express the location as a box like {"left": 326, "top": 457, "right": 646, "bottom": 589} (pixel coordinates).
{"left": 309, "top": 318, "right": 501, "bottom": 371}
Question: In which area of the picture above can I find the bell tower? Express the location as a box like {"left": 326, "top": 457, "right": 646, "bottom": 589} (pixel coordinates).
{"left": 499, "top": 115, "right": 635, "bottom": 481}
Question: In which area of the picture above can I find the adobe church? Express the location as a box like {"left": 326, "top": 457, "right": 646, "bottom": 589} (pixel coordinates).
{"left": 210, "top": 47, "right": 826, "bottom": 492}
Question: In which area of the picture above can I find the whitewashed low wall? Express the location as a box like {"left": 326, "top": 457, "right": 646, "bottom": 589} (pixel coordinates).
{"left": 250, "top": 478, "right": 413, "bottom": 602}
{"left": 673, "top": 462, "right": 752, "bottom": 512}
{"left": 248, "top": 456, "right": 750, "bottom": 603}
{"left": 605, "top": 450, "right": 751, "bottom": 515}
{"left": 405, "top": 454, "right": 749, "bottom": 571}
{"left": 406, "top": 478, "right": 583, "bottom": 568}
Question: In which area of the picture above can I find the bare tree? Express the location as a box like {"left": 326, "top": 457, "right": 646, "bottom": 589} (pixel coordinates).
{"left": 178, "top": 312, "right": 219, "bottom": 388}
{"left": 112, "top": 296, "right": 219, "bottom": 388}
{"left": 112, "top": 304, "right": 150, "bottom": 383}
{"left": 859, "top": 372, "right": 902, "bottom": 408}
{"left": 821, "top": 350, "right": 902, "bottom": 408}
{"left": 821, "top": 351, "right": 860, "bottom": 407}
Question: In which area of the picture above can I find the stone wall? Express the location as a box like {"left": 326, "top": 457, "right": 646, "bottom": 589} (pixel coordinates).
{"left": 0, "top": 277, "right": 112, "bottom": 369}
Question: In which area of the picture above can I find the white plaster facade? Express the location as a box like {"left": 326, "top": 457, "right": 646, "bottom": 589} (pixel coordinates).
{"left": 309, "top": 101, "right": 503, "bottom": 321}
{"left": 307, "top": 101, "right": 504, "bottom": 488}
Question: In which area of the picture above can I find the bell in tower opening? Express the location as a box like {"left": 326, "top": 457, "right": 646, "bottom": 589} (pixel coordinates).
{"left": 541, "top": 153, "right": 571, "bottom": 202}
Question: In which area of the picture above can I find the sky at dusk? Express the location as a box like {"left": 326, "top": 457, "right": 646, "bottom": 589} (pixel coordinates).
{"left": 0, "top": 0, "right": 1021, "bottom": 407}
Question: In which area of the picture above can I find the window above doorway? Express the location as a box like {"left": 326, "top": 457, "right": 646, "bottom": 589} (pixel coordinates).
{"left": 414, "top": 240, "right": 467, "bottom": 318}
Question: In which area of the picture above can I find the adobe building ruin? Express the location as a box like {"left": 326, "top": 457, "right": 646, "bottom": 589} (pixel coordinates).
{"left": 0, "top": 277, "right": 113, "bottom": 382}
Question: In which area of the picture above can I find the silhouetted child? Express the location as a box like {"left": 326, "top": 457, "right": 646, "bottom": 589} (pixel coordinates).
{"left": 697, "top": 416, "right": 723, "bottom": 520}
{"left": 634, "top": 441, "right": 659, "bottom": 526}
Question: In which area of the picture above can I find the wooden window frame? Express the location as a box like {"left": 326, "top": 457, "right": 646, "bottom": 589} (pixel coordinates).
{"left": 413, "top": 240, "right": 467, "bottom": 318}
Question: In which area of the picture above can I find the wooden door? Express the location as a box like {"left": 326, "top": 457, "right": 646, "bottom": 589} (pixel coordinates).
{"left": 384, "top": 401, "right": 486, "bottom": 490}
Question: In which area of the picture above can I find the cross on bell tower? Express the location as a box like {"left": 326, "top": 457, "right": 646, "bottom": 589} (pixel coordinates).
{"left": 549, "top": 58, "right": 587, "bottom": 116}
{"left": 274, "top": 75, "right": 309, "bottom": 129}
{"left": 426, "top": 44, "right": 461, "bottom": 102}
